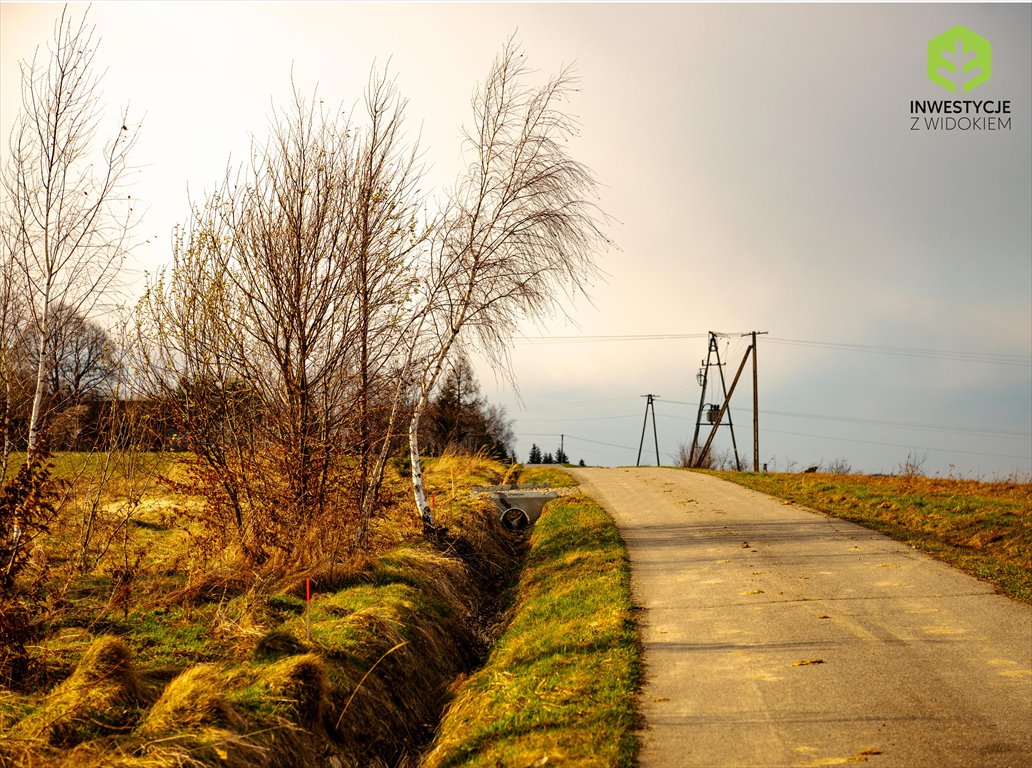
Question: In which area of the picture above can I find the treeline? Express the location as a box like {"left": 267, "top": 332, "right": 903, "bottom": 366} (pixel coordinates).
{"left": 1, "top": 316, "right": 514, "bottom": 460}
{"left": 527, "top": 443, "right": 575, "bottom": 465}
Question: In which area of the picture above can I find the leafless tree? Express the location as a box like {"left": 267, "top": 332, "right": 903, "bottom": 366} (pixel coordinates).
{"left": 41, "top": 303, "right": 115, "bottom": 407}
{"left": 68, "top": 318, "right": 160, "bottom": 576}
{"left": 140, "top": 73, "right": 424, "bottom": 564}
{"left": 1, "top": 6, "right": 137, "bottom": 463}
{"left": 141, "top": 40, "right": 609, "bottom": 558}
{"left": 406, "top": 41, "right": 609, "bottom": 531}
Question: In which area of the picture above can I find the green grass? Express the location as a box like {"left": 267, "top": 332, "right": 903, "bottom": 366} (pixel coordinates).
{"left": 517, "top": 464, "right": 578, "bottom": 487}
{"left": 711, "top": 470, "right": 1032, "bottom": 603}
{"left": 423, "top": 494, "right": 640, "bottom": 767}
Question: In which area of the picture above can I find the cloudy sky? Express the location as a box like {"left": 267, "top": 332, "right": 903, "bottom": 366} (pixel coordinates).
{"left": 2, "top": 2, "right": 1030, "bottom": 477}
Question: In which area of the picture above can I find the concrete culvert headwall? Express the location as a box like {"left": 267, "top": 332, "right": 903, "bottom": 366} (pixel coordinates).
{"left": 486, "top": 490, "right": 558, "bottom": 530}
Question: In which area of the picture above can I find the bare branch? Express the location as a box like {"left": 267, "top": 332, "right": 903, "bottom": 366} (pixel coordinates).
{"left": 1, "top": 6, "right": 139, "bottom": 459}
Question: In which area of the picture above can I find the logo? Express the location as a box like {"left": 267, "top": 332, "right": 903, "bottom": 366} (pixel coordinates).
{"left": 928, "top": 26, "right": 992, "bottom": 93}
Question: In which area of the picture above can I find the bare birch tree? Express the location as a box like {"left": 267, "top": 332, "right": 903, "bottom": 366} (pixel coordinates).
{"left": 1, "top": 6, "right": 137, "bottom": 463}
{"left": 406, "top": 42, "right": 608, "bottom": 531}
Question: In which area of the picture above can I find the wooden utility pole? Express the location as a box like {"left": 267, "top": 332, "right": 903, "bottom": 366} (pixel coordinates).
{"left": 752, "top": 331, "right": 759, "bottom": 472}
{"left": 637, "top": 394, "right": 661, "bottom": 467}
{"left": 744, "top": 331, "right": 767, "bottom": 472}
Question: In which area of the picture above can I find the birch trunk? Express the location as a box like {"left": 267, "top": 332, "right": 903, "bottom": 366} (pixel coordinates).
{"left": 407, "top": 333, "right": 458, "bottom": 533}
{"left": 408, "top": 399, "right": 434, "bottom": 533}
{"left": 26, "top": 306, "right": 49, "bottom": 463}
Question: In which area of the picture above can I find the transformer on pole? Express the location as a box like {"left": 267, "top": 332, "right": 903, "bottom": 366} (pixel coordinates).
{"left": 688, "top": 331, "right": 766, "bottom": 470}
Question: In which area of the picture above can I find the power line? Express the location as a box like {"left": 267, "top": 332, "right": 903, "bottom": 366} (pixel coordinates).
{"left": 763, "top": 428, "right": 1031, "bottom": 462}
{"left": 511, "top": 332, "right": 1030, "bottom": 366}
{"left": 516, "top": 432, "right": 637, "bottom": 452}
{"left": 766, "top": 337, "right": 1030, "bottom": 367}
{"left": 656, "top": 403, "right": 1030, "bottom": 441}
{"left": 517, "top": 413, "right": 640, "bottom": 423}
{"left": 750, "top": 408, "right": 1030, "bottom": 440}
{"left": 516, "top": 333, "right": 707, "bottom": 345}
{"left": 515, "top": 433, "right": 637, "bottom": 463}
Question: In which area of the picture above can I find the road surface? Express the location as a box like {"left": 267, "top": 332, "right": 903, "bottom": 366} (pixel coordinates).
{"left": 566, "top": 467, "right": 1032, "bottom": 768}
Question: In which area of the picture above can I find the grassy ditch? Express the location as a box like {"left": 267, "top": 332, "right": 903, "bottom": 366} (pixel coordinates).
{"left": 2, "top": 453, "right": 640, "bottom": 766}
{"left": 0, "top": 453, "right": 524, "bottom": 768}
{"left": 712, "top": 471, "right": 1032, "bottom": 603}
{"left": 1, "top": 542, "right": 494, "bottom": 767}
{"left": 422, "top": 492, "right": 641, "bottom": 768}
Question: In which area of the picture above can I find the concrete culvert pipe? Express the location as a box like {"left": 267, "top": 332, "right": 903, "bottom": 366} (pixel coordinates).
{"left": 488, "top": 490, "right": 557, "bottom": 530}
{"left": 500, "top": 507, "right": 531, "bottom": 530}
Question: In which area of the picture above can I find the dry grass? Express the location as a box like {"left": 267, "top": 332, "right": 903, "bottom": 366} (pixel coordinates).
{"left": 1, "top": 450, "right": 530, "bottom": 768}
{"left": 137, "top": 664, "right": 243, "bottom": 737}
{"left": 2, "top": 540, "right": 483, "bottom": 767}
{"left": 6, "top": 635, "right": 141, "bottom": 765}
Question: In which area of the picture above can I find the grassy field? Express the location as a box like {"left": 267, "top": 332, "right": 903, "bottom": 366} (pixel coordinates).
{"left": 423, "top": 477, "right": 640, "bottom": 767}
{"left": 712, "top": 470, "right": 1032, "bottom": 603}
{"left": 1, "top": 453, "right": 642, "bottom": 767}
{"left": 0, "top": 453, "right": 508, "bottom": 766}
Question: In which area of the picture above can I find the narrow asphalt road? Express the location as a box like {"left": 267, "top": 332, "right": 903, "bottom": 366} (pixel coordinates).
{"left": 566, "top": 467, "right": 1032, "bottom": 768}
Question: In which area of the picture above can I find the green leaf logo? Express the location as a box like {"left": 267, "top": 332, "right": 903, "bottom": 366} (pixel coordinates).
{"left": 928, "top": 26, "right": 992, "bottom": 93}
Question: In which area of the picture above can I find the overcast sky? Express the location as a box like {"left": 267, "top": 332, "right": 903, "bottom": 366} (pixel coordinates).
{"left": 2, "top": 2, "right": 1030, "bottom": 477}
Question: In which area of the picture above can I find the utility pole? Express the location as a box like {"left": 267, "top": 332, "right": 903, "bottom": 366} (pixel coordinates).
{"left": 689, "top": 333, "right": 740, "bottom": 469}
{"left": 752, "top": 331, "right": 759, "bottom": 472}
{"left": 689, "top": 331, "right": 766, "bottom": 470}
{"left": 743, "top": 330, "right": 767, "bottom": 472}
{"left": 637, "top": 394, "right": 661, "bottom": 467}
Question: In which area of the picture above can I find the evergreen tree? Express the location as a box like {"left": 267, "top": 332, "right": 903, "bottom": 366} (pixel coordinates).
{"left": 528, "top": 443, "right": 542, "bottom": 464}
{"left": 421, "top": 358, "right": 514, "bottom": 460}
{"left": 555, "top": 445, "right": 569, "bottom": 464}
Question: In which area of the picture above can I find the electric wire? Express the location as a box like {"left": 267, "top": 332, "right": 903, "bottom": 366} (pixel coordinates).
{"left": 512, "top": 332, "right": 1030, "bottom": 366}
{"left": 515, "top": 433, "right": 634, "bottom": 463}
{"left": 762, "top": 427, "right": 1031, "bottom": 462}
{"left": 506, "top": 333, "right": 1030, "bottom": 468}
{"left": 655, "top": 402, "right": 1030, "bottom": 441}
{"left": 765, "top": 337, "right": 1029, "bottom": 367}
{"left": 516, "top": 333, "right": 708, "bottom": 345}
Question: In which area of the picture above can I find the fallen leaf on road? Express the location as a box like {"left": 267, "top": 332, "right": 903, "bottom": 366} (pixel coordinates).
{"left": 793, "top": 658, "right": 826, "bottom": 666}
